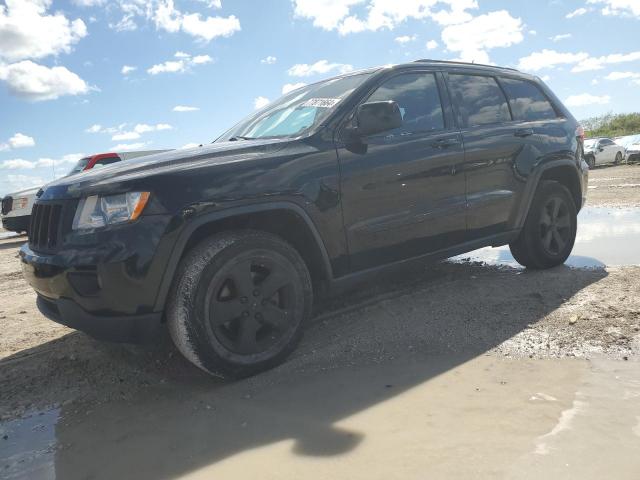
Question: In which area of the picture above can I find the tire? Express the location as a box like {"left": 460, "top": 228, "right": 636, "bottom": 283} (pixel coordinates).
{"left": 509, "top": 181, "right": 577, "bottom": 269}
{"left": 166, "top": 230, "right": 313, "bottom": 379}
{"left": 614, "top": 152, "right": 622, "bottom": 165}
{"left": 585, "top": 155, "right": 595, "bottom": 168}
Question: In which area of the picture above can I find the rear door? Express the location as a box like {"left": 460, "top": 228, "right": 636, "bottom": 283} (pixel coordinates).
{"left": 337, "top": 70, "right": 466, "bottom": 271}
{"left": 599, "top": 138, "right": 617, "bottom": 163}
{"left": 445, "top": 72, "right": 521, "bottom": 239}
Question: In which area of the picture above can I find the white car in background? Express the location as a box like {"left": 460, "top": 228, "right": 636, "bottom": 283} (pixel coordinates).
{"left": 583, "top": 137, "right": 626, "bottom": 168}
{"left": 1, "top": 150, "right": 169, "bottom": 234}
{"left": 615, "top": 134, "right": 640, "bottom": 163}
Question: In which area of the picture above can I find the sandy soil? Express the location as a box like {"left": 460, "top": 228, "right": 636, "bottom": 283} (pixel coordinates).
{"left": 586, "top": 163, "right": 640, "bottom": 207}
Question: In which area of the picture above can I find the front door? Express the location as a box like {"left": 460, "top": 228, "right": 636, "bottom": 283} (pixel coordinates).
{"left": 336, "top": 71, "right": 466, "bottom": 271}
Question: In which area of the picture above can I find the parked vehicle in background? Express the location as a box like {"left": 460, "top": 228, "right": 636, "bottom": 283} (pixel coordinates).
{"left": 1, "top": 150, "right": 169, "bottom": 234}
{"left": 615, "top": 134, "right": 640, "bottom": 163}
{"left": 583, "top": 137, "right": 625, "bottom": 168}
{"left": 20, "top": 60, "right": 588, "bottom": 378}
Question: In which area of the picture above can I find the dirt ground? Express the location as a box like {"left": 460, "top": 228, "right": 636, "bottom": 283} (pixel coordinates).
{"left": 1, "top": 164, "right": 640, "bottom": 479}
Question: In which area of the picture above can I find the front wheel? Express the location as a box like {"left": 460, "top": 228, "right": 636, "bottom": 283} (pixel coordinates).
{"left": 614, "top": 152, "right": 622, "bottom": 165}
{"left": 585, "top": 155, "right": 595, "bottom": 168}
{"left": 166, "top": 230, "right": 313, "bottom": 378}
{"left": 509, "top": 181, "right": 577, "bottom": 269}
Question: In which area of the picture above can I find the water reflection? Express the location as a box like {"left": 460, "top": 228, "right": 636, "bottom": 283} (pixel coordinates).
{"left": 0, "top": 408, "right": 59, "bottom": 480}
{"left": 453, "top": 207, "right": 640, "bottom": 268}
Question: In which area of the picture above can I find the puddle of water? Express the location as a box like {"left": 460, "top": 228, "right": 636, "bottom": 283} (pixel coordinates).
{"left": 453, "top": 207, "right": 640, "bottom": 268}
{"left": 0, "top": 409, "right": 59, "bottom": 480}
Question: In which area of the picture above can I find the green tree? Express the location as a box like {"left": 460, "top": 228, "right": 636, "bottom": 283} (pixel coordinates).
{"left": 582, "top": 112, "right": 640, "bottom": 138}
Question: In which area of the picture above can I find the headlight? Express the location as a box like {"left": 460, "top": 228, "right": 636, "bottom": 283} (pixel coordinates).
{"left": 14, "top": 197, "right": 28, "bottom": 209}
{"left": 72, "top": 192, "right": 150, "bottom": 231}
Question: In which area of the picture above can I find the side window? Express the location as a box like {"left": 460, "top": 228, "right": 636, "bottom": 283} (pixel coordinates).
{"left": 92, "top": 157, "right": 120, "bottom": 169}
{"left": 366, "top": 72, "right": 444, "bottom": 135}
{"left": 447, "top": 74, "right": 511, "bottom": 127}
{"left": 600, "top": 139, "right": 613, "bottom": 146}
{"left": 499, "top": 77, "right": 557, "bottom": 121}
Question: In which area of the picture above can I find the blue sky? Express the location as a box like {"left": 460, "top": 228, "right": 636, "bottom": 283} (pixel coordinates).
{"left": 1, "top": 0, "right": 640, "bottom": 195}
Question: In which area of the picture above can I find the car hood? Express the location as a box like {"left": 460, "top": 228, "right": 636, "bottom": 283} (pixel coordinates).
{"left": 39, "top": 138, "right": 291, "bottom": 200}
{"left": 5, "top": 186, "right": 41, "bottom": 198}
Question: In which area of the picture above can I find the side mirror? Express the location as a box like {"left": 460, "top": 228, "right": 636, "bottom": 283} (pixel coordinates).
{"left": 355, "top": 101, "right": 403, "bottom": 137}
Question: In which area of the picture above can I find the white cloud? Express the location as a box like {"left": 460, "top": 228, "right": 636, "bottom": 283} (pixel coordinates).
{"left": 282, "top": 82, "right": 307, "bottom": 94}
{"left": 72, "top": 0, "right": 106, "bottom": 6}
{"left": 147, "top": 51, "right": 212, "bottom": 75}
{"left": 112, "top": 131, "right": 140, "bottom": 141}
{"left": 0, "top": 0, "right": 87, "bottom": 62}
{"left": 0, "top": 153, "right": 83, "bottom": 170}
{"left": 566, "top": 7, "right": 588, "bottom": 18}
{"left": 517, "top": 49, "right": 590, "bottom": 71}
{"left": 604, "top": 71, "right": 640, "bottom": 85}
{"left": 121, "top": 65, "right": 137, "bottom": 75}
{"left": 288, "top": 60, "right": 353, "bottom": 77}
{"left": 426, "top": 39, "right": 438, "bottom": 50}
{"left": 260, "top": 55, "right": 277, "bottom": 64}
{"left": 605, "top": 71, "right": 640, "bottom": 80}
{"left": 111, "top": 123, "right": 172, "bottom": 140}
{"left": 565, "top": 93, "right": 611, "bottom": 107}
{"left": 0, "top": 174, "right": 45, "bottom": 195}
{"left": 7, "top": 133, "right": 35, "bottom": 149}
{"left": 111, "top": 142, "right": 151, "bottom": 151}
{"left": 587, "top": 0, "right": 640, "bottom": 17}
{"left": 254, "top": 96, "right": 270, "bottom": 109}
{"left": 550, "top": 33, "right": 572, "bottom": 42}
{"left": 441, "top": 10, "right": 523, "bottom": 64}
{"left": 173, "top": 105, "right": 199, "bottom": 112}
{"left": 572, "top": 51, "right": 640, "bottom": 72}
{"left": 0, "top": 159, "right": 35, "bottom": 169}
{"left": 151, "top": 0, "right": 240, "bottom": 42}
{"left": 292, "top": 0, "right": 480, "bottom": 34}
{"left": 395, "top": 34, "right": 417, "bottom": 44}
{"left": 0, "top": 60, "right": 91, "bottom": 101}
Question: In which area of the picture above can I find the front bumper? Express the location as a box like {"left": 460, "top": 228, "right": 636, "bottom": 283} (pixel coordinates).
{"left": 20, "top": 214, "right": 175, "bottom": 343}
{"left": 2, "top": 214, "right": 30, "bottom": 233}
{"left": 36, "top": 295, "right": 162, "bottom": 343}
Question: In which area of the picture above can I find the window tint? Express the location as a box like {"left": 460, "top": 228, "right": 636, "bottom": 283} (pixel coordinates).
{"left": 448, "top": 74, "right": 511, "bottom": 127}
{"left": 366, "top": 73, "right": 444, "bottom": 135}
{"left": 499, "top": 77, "right": 557, "bottom": 121}
{"left": 600, "top": 139, "right": 614, "bottom": 146}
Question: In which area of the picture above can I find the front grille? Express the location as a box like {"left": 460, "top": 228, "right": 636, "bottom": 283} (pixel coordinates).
{"left": 1, "top": 196, "right": 12, "bottom": 215}
{"left": 29, "top": 203, "right": 63, "bottom": 251}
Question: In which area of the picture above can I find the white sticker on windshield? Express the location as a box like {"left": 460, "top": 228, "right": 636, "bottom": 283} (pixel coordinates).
{"left": 301, "top": 98, "right": 341, "bottom": 108}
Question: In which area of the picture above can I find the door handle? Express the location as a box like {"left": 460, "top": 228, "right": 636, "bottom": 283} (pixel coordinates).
{"left": 514, "top": 128, "right": 534, "bottom": 137}
{"left": 431, "top": 138, "right": 460, "bottom": 149}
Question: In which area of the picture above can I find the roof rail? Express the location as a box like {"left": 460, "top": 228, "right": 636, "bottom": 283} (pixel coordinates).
{"left": 413, "top": 59, "right": 520, "bottom": 72}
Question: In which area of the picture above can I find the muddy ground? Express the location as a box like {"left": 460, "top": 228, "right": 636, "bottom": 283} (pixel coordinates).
{"left": 1, "top": 164, "right": 640, "bottom": 479}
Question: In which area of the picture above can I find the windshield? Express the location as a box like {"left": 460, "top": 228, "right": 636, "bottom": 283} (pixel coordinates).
{"left": 66, "top": 157, "right": 91, "bottom": 176}
{"left": 584, "top": 139, "right": 598, "bottom": 148}
{"left": 216, "top": 72, "right": 374, "bottom": 142}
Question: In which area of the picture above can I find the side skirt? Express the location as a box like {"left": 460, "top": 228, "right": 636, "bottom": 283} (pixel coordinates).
{"left": 328, "top": 230, "right": 519, "bottom": 294}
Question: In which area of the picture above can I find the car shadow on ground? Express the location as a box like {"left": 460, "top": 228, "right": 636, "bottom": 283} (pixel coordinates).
{"left": 0, "top": 258, "right": 608, "bottom": 479}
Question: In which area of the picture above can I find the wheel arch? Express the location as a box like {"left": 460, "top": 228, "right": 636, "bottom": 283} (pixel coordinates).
{"left": 154, "top": 202, "right": 333, "bottom": 311}
{"left": 514, "top": 160, "right": 583, "bottom": 230}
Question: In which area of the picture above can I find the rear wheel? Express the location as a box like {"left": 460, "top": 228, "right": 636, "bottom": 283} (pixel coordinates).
{"left": 509, "top": 181, "right": 577, "bottom": 269}
{"left": 166, "top": 230, "right": 313, "bottom": 378}
{"left": 614, "top": 152, "right": 622, "bottom": 165}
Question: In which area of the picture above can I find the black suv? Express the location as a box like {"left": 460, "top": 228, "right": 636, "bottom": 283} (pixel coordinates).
{"left": 20, "top": 60, "right": 588, "bottom": 378}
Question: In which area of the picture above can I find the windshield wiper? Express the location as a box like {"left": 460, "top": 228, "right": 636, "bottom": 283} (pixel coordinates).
{"left": 228, "top": 135, "right": 256, "bottom": 141}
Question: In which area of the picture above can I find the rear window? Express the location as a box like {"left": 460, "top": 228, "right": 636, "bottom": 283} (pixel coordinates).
{"left": 499, "top": 77, "right": 557, "bottom": 121}
{"left": 448, "top": 74, "right": 511, "bottom": 127}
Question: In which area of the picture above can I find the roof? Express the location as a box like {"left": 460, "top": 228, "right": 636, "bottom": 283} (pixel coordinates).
{"left": 411, "top": 59, "right": 520, "bottom": 72}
